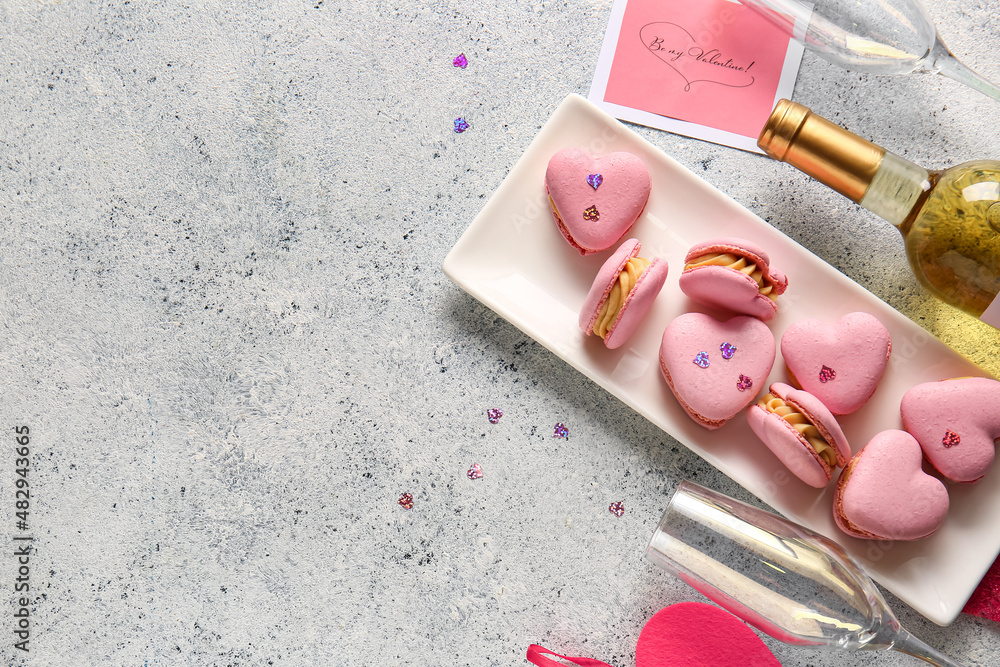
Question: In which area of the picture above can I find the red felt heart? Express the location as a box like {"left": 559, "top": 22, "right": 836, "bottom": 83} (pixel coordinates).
{"left": 636, "top": 602, "right": 780, "bottom": 667}
{"left": 780, "top": 312, "right": 891, "bottom": 415}
{"left": 834, "top": 430, "right": 949, "bottom": 541}
{"left": 639, "top": 22, "right": 755, "bottom": 92}
{"left": 901, "top": 377, "right": 1000, "bottom": 483}
{"left": 545, "top": 149, "right": 650, "bottom": 255}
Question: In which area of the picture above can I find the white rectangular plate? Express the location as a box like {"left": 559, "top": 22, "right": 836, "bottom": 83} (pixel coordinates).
{"left": 442, "top": 94, "right": 1000, "bottom": 626}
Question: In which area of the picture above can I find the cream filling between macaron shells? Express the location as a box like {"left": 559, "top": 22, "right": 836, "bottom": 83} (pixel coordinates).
{"left": 593, "top": 256, "right": 652, "bottom": 338}
{"left": 684, "top": 252, "right": 778, "bottom": 300}
{"left": 759, "top": 392, "right": 839, "bottom": 468}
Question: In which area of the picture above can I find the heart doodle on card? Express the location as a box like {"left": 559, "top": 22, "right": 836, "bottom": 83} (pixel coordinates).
{"left": 639, "top": 22, "right": 755, "bottom": 92}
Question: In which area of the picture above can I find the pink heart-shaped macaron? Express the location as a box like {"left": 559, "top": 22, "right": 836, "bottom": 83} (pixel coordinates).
{"left": 659, "top": 313, "right": 775, "bottom": 429}
{"left": 545, "top": 148, "right": 651, "bottom": 255}
{"left": 636, "top": 602, "right": 780, "bottom": 667}
{"left": 781, "top": 312, "right": 891, "bottom": 415}
{"left": 901, "top": 377, "right": 1000, "bottom": 483}
{"left": 834, "top": 430, "right": 949, "bottom": 541}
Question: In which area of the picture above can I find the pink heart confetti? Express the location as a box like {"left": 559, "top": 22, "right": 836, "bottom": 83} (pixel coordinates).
{"left": 454, "top": 117, "right": 470, "bottom": 133}
{"left": 819, "top": 365, "right": 837, "bottom": 383}
{"left": 554, "top": 422, "right": 569, "bottom": 438}
{"left": 943, "top": 430, "right": 961, "bottom": 448}
{"left": 453, "top": 53, "right": 468, "bottom": 68}
{"left": 487, "top": 408, "right": 503, "bottom": 424}
{"left": 467, "top": 463, "right": 483, "bottom": 480}
{"left": 737, "top": 374, "right": 753, "bottom": 392}
{"left": 398, "top": 493, "right": 414, "bottom": 510}
{"left": 609, "top": 501, "right": 625, "bottom": 518}
{"left": 583, "top": 205, "right": 600, "bottom": 222}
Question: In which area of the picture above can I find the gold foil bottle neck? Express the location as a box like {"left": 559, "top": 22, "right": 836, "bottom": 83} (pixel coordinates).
{"left": 758, "top": 99, "right": 886, "bottom": 203}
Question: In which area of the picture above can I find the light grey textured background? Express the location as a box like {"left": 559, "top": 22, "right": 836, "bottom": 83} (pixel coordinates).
{"left": 1, "top": 1, "right": 999, "bottom": 665}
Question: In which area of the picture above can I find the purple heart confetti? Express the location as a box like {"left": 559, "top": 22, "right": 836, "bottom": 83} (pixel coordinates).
{"left": 453, "top": 53, "right": 468, "bottom": 68}
{"left": 453, "top": 117, "right": 470, "bottom": 133}
{"left": 554, "top": 422, "right": 569, "bottom": 438}
{"left": 587, "top": 173, "right": 603, "bottom": 190}
{"left": 720, "top": 342, "right": 736, "bottom": 360}
{"left": 693, "top": 351, "right": 710, "bottom": 368}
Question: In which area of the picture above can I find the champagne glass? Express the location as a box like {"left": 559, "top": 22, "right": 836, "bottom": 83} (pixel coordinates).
{"left": 646, "top": 481, "right": 968, "bottom": 666}
{"left": 738, "top": 0, "right": 1000, "bottom": 103}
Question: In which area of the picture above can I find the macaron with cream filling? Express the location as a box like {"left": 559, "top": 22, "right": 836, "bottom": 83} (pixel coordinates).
{"left": 678, "top": 237, "right": 788, "bottom": 320}
{"left": 579, "top": 238, "right": 668, "bottom": 349}
{"left": 747, "top": 382, "right": 851, "bottom": 488}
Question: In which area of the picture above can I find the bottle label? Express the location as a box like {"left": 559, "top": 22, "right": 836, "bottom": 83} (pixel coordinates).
{"left": 982, "top": 292, "right": 1000, "bottom": 330}
{"left": 859, "top": 152, "right": 928, "bottom": 228}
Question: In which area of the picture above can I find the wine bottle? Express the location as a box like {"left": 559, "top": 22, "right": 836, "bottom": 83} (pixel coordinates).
{"left": 758, "top": 99, "right": 1000, "bottom": 330}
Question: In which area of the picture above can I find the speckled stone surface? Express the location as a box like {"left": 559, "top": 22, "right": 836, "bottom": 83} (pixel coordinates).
{"left": 1, "top": 1, "right": 998, "bottom": 665}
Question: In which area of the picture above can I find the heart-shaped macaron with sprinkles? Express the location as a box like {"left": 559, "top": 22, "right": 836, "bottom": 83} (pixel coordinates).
{"left": 544, "top": 148, "right": 651, "bottom": 255}
{"left": 901, "top": 377, "right": 1000, "bottom": 483}
{"left": 781, "top": 312, "right": 891, "bottom": 415}
{"left": 834, "top": 430, "right": 949, "bottom": 541}
{"left": 636, "top": 602, "right": 780, "bottom": 667}
{"left": 659, "top": 312, "right": 775, "bottom": 430}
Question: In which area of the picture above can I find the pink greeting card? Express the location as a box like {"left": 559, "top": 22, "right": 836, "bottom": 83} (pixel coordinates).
{"left": 589, "top": 0, "right": 808, "bottom": 152}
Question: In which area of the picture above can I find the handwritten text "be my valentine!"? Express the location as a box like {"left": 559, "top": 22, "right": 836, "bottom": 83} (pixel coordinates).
{"left": 649, "top": 38, "right": 754, "bottom": 73}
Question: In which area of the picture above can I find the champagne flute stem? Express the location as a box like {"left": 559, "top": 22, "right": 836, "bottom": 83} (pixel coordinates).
{"left": 891, "top": 627, "right": 968, "bottom": 667}
{"left": 927, "top": 36, "right": 1000, "bottom": 103}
